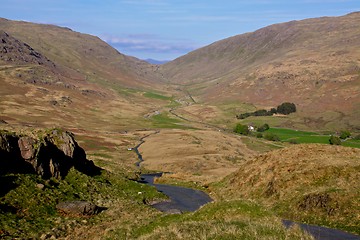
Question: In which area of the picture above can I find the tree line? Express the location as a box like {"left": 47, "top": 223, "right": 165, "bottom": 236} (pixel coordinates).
{"left": 237, "top": 102, "right": 296, "bottom": 119}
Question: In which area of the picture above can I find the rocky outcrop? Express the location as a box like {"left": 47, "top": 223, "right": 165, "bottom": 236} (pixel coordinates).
{"left": 0, "top": 131, "right": 34, "bottom": 174}
{"left": 0, "top": 31, "right": 55, "bottom": 67}
{"left": 56, "top": 201, "right": 105, "bottom": 216}
{"left": 0, "top": 129, "right": 101, "bottom": 178}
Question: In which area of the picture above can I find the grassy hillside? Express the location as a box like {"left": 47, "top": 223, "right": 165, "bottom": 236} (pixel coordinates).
{"left": 0, "top": 18, "right": 179, "bottom": 131}
{"left": 160, "top": 12, "right": 360, "bottom": 131}
{"left": 213, "top": 144, "right": 360, "bottom": 234}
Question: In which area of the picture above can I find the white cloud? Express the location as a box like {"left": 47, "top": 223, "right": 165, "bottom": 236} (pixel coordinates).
{"left": 100, "top": 34, "right": 198, "bottom": 54}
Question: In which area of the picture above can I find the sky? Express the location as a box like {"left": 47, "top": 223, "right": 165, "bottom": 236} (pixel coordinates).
{"left": 1, "top": 0, "right": 359, "bottom": 61}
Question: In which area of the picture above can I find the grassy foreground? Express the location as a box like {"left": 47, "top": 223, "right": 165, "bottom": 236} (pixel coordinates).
{"left": 123, "top": 200, "right": 312, "bottom": 239}
{"left": 0, "top": 169, "right": 164, "bottom": 239}
{"left": 213, "top": 144, "right": 360, "bottom": 235}
{"left": 0, "top": 166, "right": 313, "bottom": 239}
{"left": 0, "top": 127, "right": 313, "bottom": 240}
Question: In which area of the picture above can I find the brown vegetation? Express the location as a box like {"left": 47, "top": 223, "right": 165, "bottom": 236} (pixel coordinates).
{"left": 214, "top": 144, "right": 360, "bottom": 233}
{"left": 139, "top": 129, "right": 255, "bottom": 184}
{"left": 161, "top": 12, "right": 360, "bottom": 130}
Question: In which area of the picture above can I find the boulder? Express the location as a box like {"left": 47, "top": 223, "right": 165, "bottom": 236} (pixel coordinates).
{"left": 56, "top": 201, "right": 102, "bottom": 216}
{"left": 0, "top": 128, "right": 101, "bottom": 178}
{"left": 18, "top": 136, "right": 36, "bottom": 160}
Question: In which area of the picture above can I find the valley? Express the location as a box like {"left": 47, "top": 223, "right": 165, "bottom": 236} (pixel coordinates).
{"left": 1, "top": 12, "right": 360, "bottom": 239}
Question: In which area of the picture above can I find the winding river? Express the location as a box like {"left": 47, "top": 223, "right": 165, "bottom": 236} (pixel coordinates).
{"left": 134, "top": 131, "right": 360, "bottom": 240}
{"left": 140, "top": 173, "right": 212, "bottom": 213}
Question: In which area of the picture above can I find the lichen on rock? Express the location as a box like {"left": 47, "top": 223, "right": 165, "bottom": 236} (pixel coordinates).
{"left": 0, "top": 128, "right": 101, "bottom": 179}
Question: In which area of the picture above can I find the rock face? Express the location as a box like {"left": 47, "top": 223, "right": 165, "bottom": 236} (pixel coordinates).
{"left": 0, "top": 31, "right": 55, "bottom": 67}
{"left": 56, "top": 201, "right": 103, "bottom": 216}
{"left": 0, "top": 129, "right": 101, "bottom": 178}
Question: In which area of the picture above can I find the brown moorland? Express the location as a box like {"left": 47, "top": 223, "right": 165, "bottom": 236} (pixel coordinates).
{"left": 214, "top": 144, "right": 360, "bottom": 234}
{"left": 138, "top": 129, "right": 255, "bottom": 184}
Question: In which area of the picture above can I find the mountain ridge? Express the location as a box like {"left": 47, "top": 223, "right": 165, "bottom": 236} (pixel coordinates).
{"left": 160, "top": 11, "right": 360, "bottom": 130}
{"left": 0, "top": 17, "right": 163, "bottom": 89}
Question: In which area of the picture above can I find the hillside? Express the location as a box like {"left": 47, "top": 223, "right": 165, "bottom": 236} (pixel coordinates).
{"left": 0, "top": 18, "right": 176, "bottom": 131}
{"left": 214, "top": 144, "right": 360, "bottom": 234}
{"left": 0, "top": 18, "right": 162, "bottom": 89}
{"left": 160, "top": 12, "right": 360, "bottom": 130}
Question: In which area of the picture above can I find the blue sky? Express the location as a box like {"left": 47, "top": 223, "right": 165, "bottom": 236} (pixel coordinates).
{"left": 1, "top": 0, "right": 359, "bottom": 60}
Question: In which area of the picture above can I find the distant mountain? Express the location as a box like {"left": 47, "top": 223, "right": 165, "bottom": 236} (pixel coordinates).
{"left": 160, "top": 12, "right": 360, "bottom": 129}
{"left": 144, "top": 59, "right": 170, "bottom": 65}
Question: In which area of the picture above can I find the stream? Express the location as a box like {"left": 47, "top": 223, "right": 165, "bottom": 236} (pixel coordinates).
{"left": 134, "top": 132, "right": 360, "bottom": 240}
{"left": 140, "top": 173, "right": 212, "bottom": 213}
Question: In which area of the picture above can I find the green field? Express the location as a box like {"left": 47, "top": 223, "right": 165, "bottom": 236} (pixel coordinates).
{"left": 143, "top": 92, "right": 173, "bottom": 101}
{"left": 264, "top": 128, "right": 360, "bottom": 148}
{"left": 150, "top": 112, "right": 191, "bottom": 129}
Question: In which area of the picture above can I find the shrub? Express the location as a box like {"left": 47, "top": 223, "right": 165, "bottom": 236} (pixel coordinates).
{"left": 257, "top": 123, "right": 270, "bottom": 132}
{"left": 329, "top": 135, "right": 341, "bottom": 145}
{"left": 339, "top": 130, "right": 351, "bottom": 140}
{"left": 253, "top": 109, "right": 272, "bottom": 116}
{"left": 237, "top": 113, "right": 251, "bottom": 119}
{"left": 354, "top": 134, "right": 360, "bottom": 140}
{"left": 256, "top": 133, "right": 263, "bottom": 138}
{"left": 234, "top": 123, "right": 250, "bottom": 135}
{"left": 264, "top": 133, "right": 280, "bottom": 142}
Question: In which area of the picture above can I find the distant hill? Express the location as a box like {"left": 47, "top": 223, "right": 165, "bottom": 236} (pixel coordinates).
{"left": 160, "top": 12, "right": 360, "bottom": 130}
{"left": 0, "top": 18, "right": 163, "bottom": 89}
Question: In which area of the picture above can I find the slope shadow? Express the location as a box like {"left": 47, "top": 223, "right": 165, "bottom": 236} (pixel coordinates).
{"left": 0, "top": 175, "right": 18, "bottom": 197}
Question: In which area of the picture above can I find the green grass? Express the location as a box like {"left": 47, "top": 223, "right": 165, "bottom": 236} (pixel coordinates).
{"left": 150, "top": 112, "right": 191, "bottom": 129}
{"left": 342, "top": 139, "right": 360, "bottom": 148}
{"left": 0, "top": 169, "right": 165, "bottom": 239}
{"left": 241, "top": 136, "right": 284, "bottom": 153}
{"left": 265, "top": 128, "right": 329, "bottom": 144}
{"left": 263, "top": 128, "right": 360, "bottom": 148}
{"left": 120, "top": 200, "right": 312, "bottom": 239}
{"left": 166, "top": 100, "right": 182, "bottom": 108}
{"left": 143, "top": 92, "right": 172, "bottom": 101}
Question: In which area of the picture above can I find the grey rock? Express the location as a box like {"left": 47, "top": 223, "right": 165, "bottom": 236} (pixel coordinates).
{"left": 56, "top": 201, "right": 104, "bottom": 215}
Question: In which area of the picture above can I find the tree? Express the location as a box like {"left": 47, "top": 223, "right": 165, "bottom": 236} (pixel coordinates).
{"left": 276, "top": 102, "right": 296, "bottom": 115}
{"left": 234, "top": 123, "right": 250, "bottom": 135}
{"left": 237, "top": 112, "right": 251, "bottom": 119}
{"left": 254, "top": 109, "right": 270, "bottom": 116}
{"left": 257, "top": 123, "right": 270, "bottom": 132}
{"left": 270, "top": 108, "right": 277, "bottom": 114}
{"left": 339, "top": 130, "right": 351, "bottom": 140}
{"left": 329, "top": 135, "right": 341, "bottom": 145}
